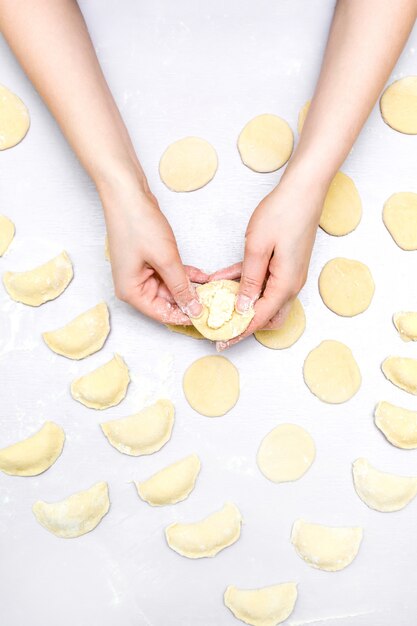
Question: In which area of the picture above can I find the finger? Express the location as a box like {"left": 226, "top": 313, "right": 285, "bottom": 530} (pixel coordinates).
{"left": 184, "top": 265, "right": 210, "bottom": 284}
{"left": 236, "top": 242, "right": 270, "bottom": 314}
{"left": 127, "top": 291, "right": 191, "bottom": 325}
{"left": 154, "top": 254, "right": 203, "bottom": 319}
{"left": 259, "top": 299, "right": 293, "bottom": 330}
{"left": 209, "top": 263, "right": 242, "bottom": 281}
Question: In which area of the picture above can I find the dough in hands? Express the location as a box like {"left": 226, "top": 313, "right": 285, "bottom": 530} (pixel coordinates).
{"left": 393, "top": 312, "right": 417, "bottom": 341}
{"left": 380, "top": 76, "right": 417, "bottom": 134}
{"left": 0, "top": 84, "right": 30, "bottom": 150}
{"left": 3, "top": 251, "right": 73, "bottom": 306}
{"left": 381, "top": 356, "right": 417, "bottom": 395}
{"left": 159, "top": 136, "right": 218, "bottom": 192}
{"left": 0, "top": 421, "right": 64, "bottom": 476}
{"left": 320, "top": 172, "right": 362, "bottom": 236}
{"left": 352, "top": 457, "right": 417, "bottom": 513}
{"left": 183, "top": 355, "right": 239, "bottom": 417}
{"left": 291, "top": 519, "right": 363, "bottom": 572}
{"left": 319, "top": 257, "right": 375, "bottom": 317}
{"left": 32, "top": 481, "right": 109, "bottom": 538}
{"left": 224, "top": 583, "right": 297, "bottom": 626}
{"left": 43, "top": 302, "right": 110, "bottom": 359}
{"left": 166, "top": 324, "right": 204, "bottom": 339}
{"left": 191, "top": 280, "right": 254, "bottom": 341}
{"left": 255, "top": 298, "right": 305, "bottom": 349}
{"left": 374, "top": 401, "right": 417, "bottom": 449}
{"left": 238, "top": 113, "right": 293, "bottom": 173}
{"left": 297, "top": 100, "right": 310, "bottom": 134}
{"left": 257, "top": 423, "right": 315, "bottom": 483}
{"left": 71, "top": 353, "right": 130, "bottom": 409}
{"left": 135, "top": 454, "right": 200, "bottom": 506}
{"left": 0, "top": 215, "right": 15, "bottom": 256}
{"left": 303, "top": 340, "right": 361, "bottom": 403}
{"left": 165, "top": 502, "right": 242, "bottom": 558}
{"left": 383, "top": 192, "right": 417, "bottom": 250}
{"left": 100, "top": 399, "right": 174, "bottom": 456}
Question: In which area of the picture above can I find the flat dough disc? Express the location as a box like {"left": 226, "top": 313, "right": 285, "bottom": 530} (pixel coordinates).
{"left": 159, "top": 136, "right": 218, "bottom": 192}
{"left": 237, "top": 114, "right": 293, "bottom": 173}
{"left": 303, "top": 339, "right": 361, "bottom": 404}
{"left": 257, "top": 423, "right": 315, "bottom": 483}
{"left": 319, "top": 257, "right": 374, "bottom": 317}
{"left": 380, "top": 76, "right": 417, "bottom": 134}
{"left": 0, "top": 85, "right": 30, "bottom": 150}
{"left": 255, "top": 298, "right": 305, "bottom": 349}
{"left": 0, "top": 215, "right": 15, "bottom": 256}
{"left": 298, "top": 100, "right": 311, "bottom": 134}
{"left": 383, "top": 192, "right": 417, "bottom": 250}
{"left": 183, "top": 355, "right": 239, "bottom": 417}
{"left": 320, "top": 172, "right": 362, "bottom": 236}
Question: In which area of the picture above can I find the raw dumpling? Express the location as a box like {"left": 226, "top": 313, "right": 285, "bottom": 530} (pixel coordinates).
{"left": 0, "top": 215, "right": 15, "bottom": 256}
{"left": 166, "top": 324, "right": 204, "bottom": 340}
{"left": 374, "top": 401, "right": 417, "bottom": 449}
{"left": 159, "top": 136, "right": 218, "bottom": 192}
{"left": 0, "top": 84, "right": 30, "bottom": 150}
{"left": 291, "top": 519, "right": 363, "bottom": 572}
{"left": 71, "top": 353, "right": 130, "bottom": 409}
{"left": 224, "top": 583, "right": 298, "bottom": 626}
{"left": 165, "top": 502, "right": 242, "bottom": 558}
{"left": 0, "top": 421, "right": 64, "bottom": 476}
{"left": 43, "top": 302, "right": 110, "bottom": 359}
{"left": 393, "top": 311, "right": 417, "bottom": 342}
{"left": 32, "top": 481, "right": 109, "bottom": 538}
{"left": 238, "top": 114, "right": 293, "bottom": 173}
{"left": 255, "top": 298, "right": 305, "bottom": 349}
{"left": 352, "top": 457, "right": 417, "bottom": 512}
{"left": 100, "top": 399, "right": 174, "bottom": 456}
{"left": 135, "top": 454, "right": 200, "bottom": 506}
{"left": 183, "top": 355, "right": 240, "bottom": 417}
{"left": 3, "top": 251, "right": 73, "bottom": 306}
{"left": 381, "top": 356, "right": 417, "bottom": 395}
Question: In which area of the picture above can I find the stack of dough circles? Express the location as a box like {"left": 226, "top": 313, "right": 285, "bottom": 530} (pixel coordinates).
{"left": 393, "top": 311, "right": 417, "bottom": 341}
{"left": 383, "top": 192, "right": 417, "bottom": 250}
{"left": 237, "top": 113, "right": 293, "bottom": 173}
{"left": 255, "top": 298, "right": 305, "bottom": 349}
{"left": 135, "top": 454, "right": 200, "bottom": 505}
{"left": 0, "top": 421, "right": 65, "bottom": 476}
{"left": 381, "top": 356, "right": 417, "bottom": 395}
{"left": 0, "top": 84, "right": 30, "bottom": 150}
{"left": 224, "top": 582, "right": 298, "bottom": 626}
{"left": 257, "top": 423, "right": 315, "bottom": 483}
{"left": 352, "top": 458, "right": 417, "bottom": 513}
{"left": 159, "top": 136, "right": 218, "bottom": 192}
{"left": 380, "top": 76, "right": 417, "bottom": 134}
{"left": 71, "top": 353, "right": 130, "bottom": 409}
{"left": 183, "top": 355, "right": 239, "bottom": 417}
{"left": 303, "top": 340, "right": 361, "bottom": 404}
{"left": 0, "top": 215, "right": 15, "bottom": 256}
{"left": 319, "top": 257, "right": 375, "bottom": 317}
{"left": 298, "top": 100, "right": 311, "bottom": 134}
{"left": 320, "top": 172, "right": 362, "bottom": 236}
{"left": 374, "top": 401, "right": 417, "bottom": 449}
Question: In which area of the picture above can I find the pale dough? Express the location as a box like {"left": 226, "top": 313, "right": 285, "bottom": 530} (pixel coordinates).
{"left": 3, "top": 251, "right": 73, "bottom": 306}
{"left": 320, "top": 172, "right": 362, "bottom": 236}
{"left": 375, "top": 401, "right": 417, "bottom": 449}
{"left": 100, "top": 399, "right": 174, "bottom": 456}
{"left": 383, "top": 192, "right": 417, "bottom": 250}
{"left": 192, "top": 280, "right": 254, "bottom": 341}
{"left": 0, "top": 84, "right": 30, "bottom": 150}
{"left": 393, "top": 311, "right": 417, "bottom": 341}
{"left": 0, "top": 421, "right": 64, "bottom": 477}
{"left": 32, "top": 481, "right": 109, "bottom": 538}
{"left": 303, "top": 340, "right": 361, "bottom": 404}
{"left": 224, "top": 583, "right": 298, "bottom": 626}
{"left": 291, "top": 519, "right": 363, "bottom": 572}
{"left": 297, "top": 100, "right": 311, "bottom": 134}
{"left": 352, "top": 457, "right": 417, "bottom": 513}
{"left": 183, "top": 355, "right": 239, "bottom": 417}
{"left": 381, "top": 356, "right": 417, "bottom": 395}
{"left": 255, "top": 298, "right": 305, "bottom": 349}
{"left": 165, "top": 502, "right": 242, "bottom": 558}
{"left": 166, "top": 324, "right": 204, "bottom": 339}
{"left": 257, "top": 423, "right": 315, "bottom": 483}
{"left": 135, "top": 454, "right": 200, "bottom": 506}
{"left": 237, "top": 114, "right": 293, "bottom": 173}
{"left": 380, "top": 76, "right": 417, "bottom": 134}
{"left": 0, "top": 215, "right": 15, "bottom": 256}
{"left": 159, "top": 136, "right": 218, "bottom": 192}
{"left": 43, "top": 302, "right": 110, "bottom": 359}
{"left": 319, "top": 257, "right": 375, "bottom": 317}
{"left": 71, "top": 353, "right": 130, "bottom": 409}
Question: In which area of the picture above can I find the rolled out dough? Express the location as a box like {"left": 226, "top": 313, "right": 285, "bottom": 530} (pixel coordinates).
{"left": 183, "top": 355, "right": 239, "bottom": 417}
{"left": 255, "top": 298, "right": 305, "bottom": 349}
{"left": 159, "top": 136, "right": 218, "bottom": 192}
{"left": 0, "top": 84, "right": 30, "bottom": 150}
{"left": 257, "top": 423, "right": 315, "bottom": 483}
{"left": 319, "top": 257, "right": 375, "bottom": 317}
{"left": 320, "top": 172, "right": 362, "bottom": 236}
{"left": 237, "top": 113, "right": 293, "bottom": 173}
{"left": 0, "top": 215, "right": 15, "bottom": 256}
{"left": 383, "top": 192, "right": 417, "bottom": 251}
{"left": 380, "top": 76, "right": 417, "bottom": 134}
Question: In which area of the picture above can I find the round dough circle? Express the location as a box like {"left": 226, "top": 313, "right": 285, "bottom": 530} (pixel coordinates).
{"left": 255, "top": 298, "right": 306, "bottom": 349}
{"left": 380, "top": 76, "right": 417, "bottom": 134}
{"left": 183, "top": 355, "right": 239, "bottom": 417}
{"left": 237, "top": 113, "right": 293, "bottom": 173}
{"left": 0, "top": 85, "right": 30, "bottom": 150}
{"left": 383, "top": 192, "right": 417, "bottom": 250}
{"left": 0, "top": 214, "right": 15, "bottom": 256}
{"left": 320, "top": 172, "right": 362, "bottom": 236}
{"left": 257, "top": 423, "right": 315, "bottom": 483}
{"left": 159, "top": 136, "right": 218, "bottom": 192}
{"left": 303, "top": 339, "right": 361, "bottom": 404}
{"left": 319, "top": 257, "right": 375, "bottom": 317}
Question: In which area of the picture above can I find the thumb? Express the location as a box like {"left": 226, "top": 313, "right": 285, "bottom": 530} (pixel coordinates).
{"left": 154, "top": 253, "right": 203, "bottom": 319}
{"left": 236, "top": 240, "right": 270, "bottom": 313}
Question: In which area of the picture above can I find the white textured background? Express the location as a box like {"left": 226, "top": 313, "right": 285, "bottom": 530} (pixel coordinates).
{"left": 1, "top": 1, "right": 417, "bottom": 624}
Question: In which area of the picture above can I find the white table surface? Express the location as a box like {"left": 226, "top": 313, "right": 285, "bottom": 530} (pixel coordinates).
{"left": 1, "top": 1, "right": 417, "bottom": 624}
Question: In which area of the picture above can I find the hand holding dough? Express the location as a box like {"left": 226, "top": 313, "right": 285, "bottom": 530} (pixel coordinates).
{"left": 224, "top": 583, "right": 298, "bottom": 626}
{"left": 255, "top": 298, "right": 305, "bottom": 349}
{"left": 0, "top": 215, "right": 15, "bottom": 256}
{"left": 183, "top": 355, "right": 239, "bottom": 417}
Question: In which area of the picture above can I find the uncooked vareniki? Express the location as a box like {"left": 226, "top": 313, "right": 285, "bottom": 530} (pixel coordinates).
{"left": 374, "top": 401, "right": 417, "bottom": 449}
{"left": 0, "top": 421, "right": 64, "bottom": 476}
{"left": 381, "top": 356, "right": 417, "bottom": 395}
{"left": 224, "top": 583, "right": 298, "bottom": 626}
{"left": 135, "top": 454, "right": 200, "bottom": 506}
{"left": 0, "top": 215, "right": 15, "bottom": 256}
{"left": 71, "top": 353, "right": 130, "bottom": 409}
{"left": 393, "top": 311, "right": 417, "bottom": 342}
{"left": 352, "top": 457, "right": 417, "bottom": 512}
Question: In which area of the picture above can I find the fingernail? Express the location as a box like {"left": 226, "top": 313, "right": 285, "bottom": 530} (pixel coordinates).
{"left": 216, "top": 341, "right": 228, "bottom": 352}
{"left": 236, "top": 294, "right": 253, "bottom": 314}
{"left": 184, "top": 299, "right": 203, "bottom": 319}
